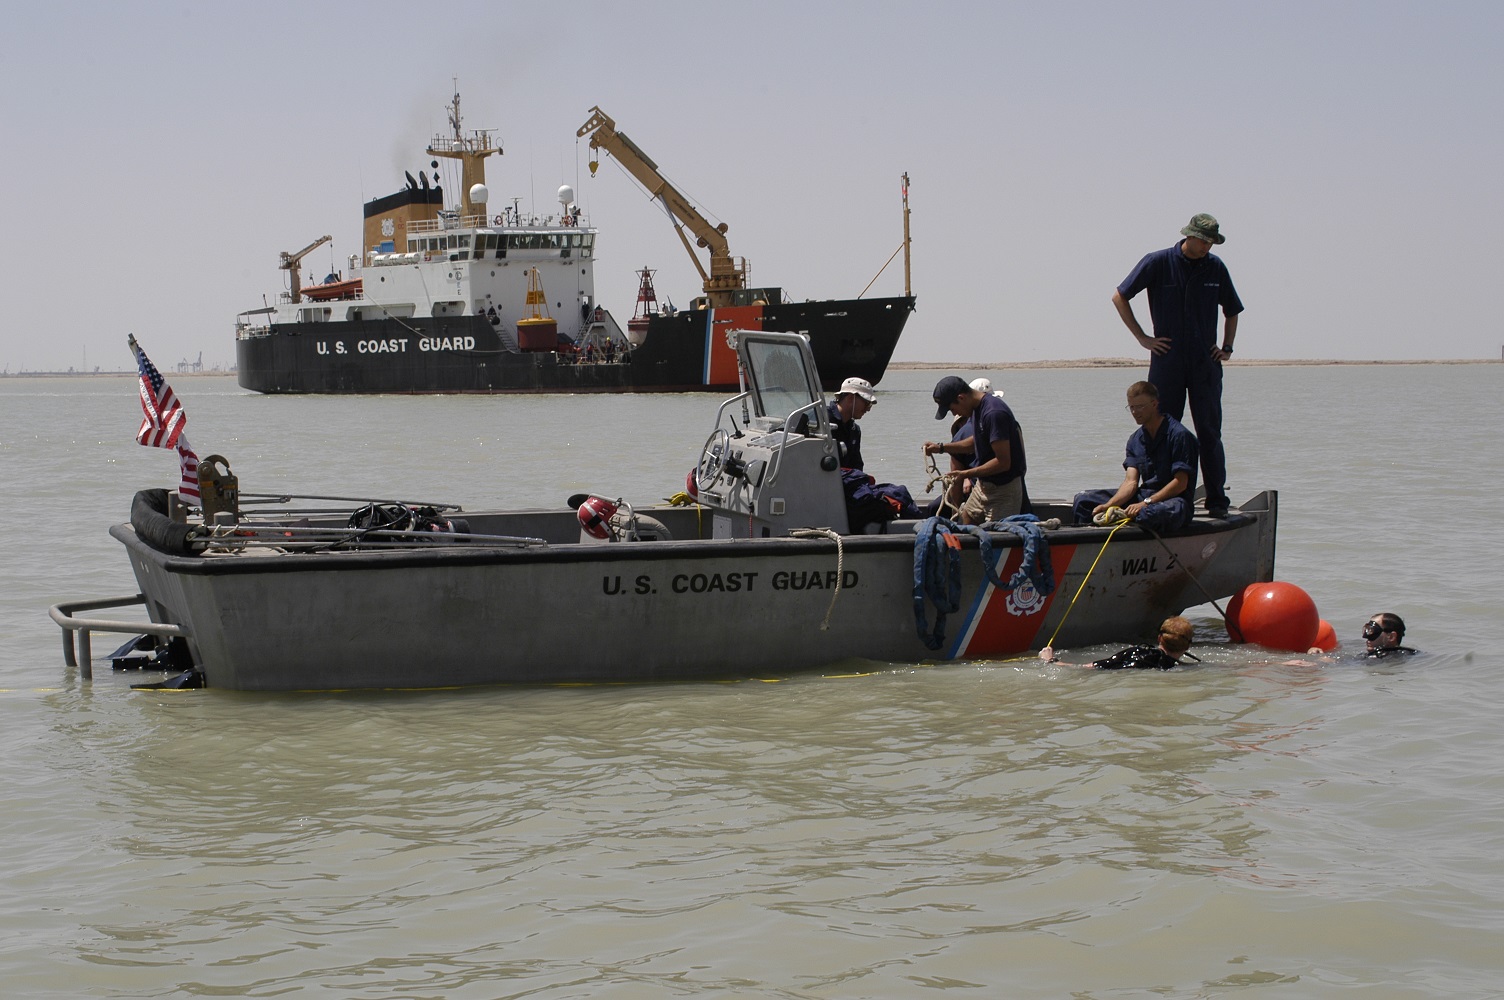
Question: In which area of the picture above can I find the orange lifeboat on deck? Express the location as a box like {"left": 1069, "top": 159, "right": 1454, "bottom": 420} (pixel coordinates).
{"left": 302, "top": 277, "right": 363, "bottom": 301}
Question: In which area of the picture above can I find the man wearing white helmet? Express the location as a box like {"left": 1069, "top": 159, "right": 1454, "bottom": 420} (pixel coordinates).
{"left": 829, "top": 376, "right": 876, "bottom": 471}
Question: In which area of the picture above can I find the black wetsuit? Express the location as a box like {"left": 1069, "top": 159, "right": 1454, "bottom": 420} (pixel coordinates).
{"left": 1364, "top": 646, "right": 1418, "bottom": 659}
{"left": 1091, "top": 645, "right": 1180, "bottom": 670}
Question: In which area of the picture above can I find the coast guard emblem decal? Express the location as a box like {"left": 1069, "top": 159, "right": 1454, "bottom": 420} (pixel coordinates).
{"left": 1005, "top": 579, "right": 1047, "bottom": 617}
{"left": 947, "top": 543, "right": 1079, "bottom": 658}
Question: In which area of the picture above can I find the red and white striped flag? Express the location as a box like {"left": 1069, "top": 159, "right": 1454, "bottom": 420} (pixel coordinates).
{"left": 130, "top": 335, "right": 201, "bottom": 500}
{"left": 176, "top": 432, "right": 201, "bottom": 501}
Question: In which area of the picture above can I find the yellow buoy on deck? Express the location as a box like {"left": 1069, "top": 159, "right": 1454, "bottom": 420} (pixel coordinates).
{"left": 516, "top": 267, "right": 558, "bottom": 352}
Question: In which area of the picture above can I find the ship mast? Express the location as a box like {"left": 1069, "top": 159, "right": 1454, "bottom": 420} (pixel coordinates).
{"left": 901, "top": 172, "right": 912, "bottom": 298}
{"left": 427, "top": 88, "right": 501, "bottom": 222}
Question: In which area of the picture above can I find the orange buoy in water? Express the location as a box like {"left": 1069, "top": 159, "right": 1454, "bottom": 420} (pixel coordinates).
{"left": 1310, "top": 619, "right": 1339, "bottom": 652}
{"left": 1226, "top": 582, "right": 1320, "bottom": 651}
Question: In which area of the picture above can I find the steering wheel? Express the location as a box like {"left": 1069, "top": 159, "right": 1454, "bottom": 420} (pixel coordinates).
{"left": 695, "top": 428, "right": 731, "bottom": 491}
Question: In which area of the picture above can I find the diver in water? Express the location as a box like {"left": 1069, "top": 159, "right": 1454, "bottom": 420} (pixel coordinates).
{"left": 1362, "top": 612, "right": 1416, "bottom": 659}
{"left": 1040, "top": 616, "right": 1196, "bottom": 670}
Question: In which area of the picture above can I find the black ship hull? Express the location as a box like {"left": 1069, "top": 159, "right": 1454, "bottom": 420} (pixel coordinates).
{"left": 236, "top": 295, "right": 914, "bottom": 394}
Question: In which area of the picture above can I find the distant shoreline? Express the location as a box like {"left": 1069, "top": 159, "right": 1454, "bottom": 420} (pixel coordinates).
{"left": 2, "top": 358, "right": 1498, "bottom": 378}
{"left": 889, "top": 358, "right": 1502, "bottom": 370}
{"left": 0, "top": 370, "right": 234, "bottom": 378}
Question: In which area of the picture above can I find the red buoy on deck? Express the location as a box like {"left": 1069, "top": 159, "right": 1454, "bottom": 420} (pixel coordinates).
{"left": 1226, "top": 582, "right": 1320, "bottom": 651}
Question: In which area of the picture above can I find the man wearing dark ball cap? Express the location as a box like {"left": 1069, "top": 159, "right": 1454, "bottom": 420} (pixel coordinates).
{"left": 1111, "top": 213, "right": 1243, "bottom": 518}
{"left": 923, "top": 376, "right": 1027, "bottom": 523}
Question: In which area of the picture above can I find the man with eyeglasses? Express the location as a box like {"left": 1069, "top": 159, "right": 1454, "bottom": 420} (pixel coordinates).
{"left": 1071, "top": 381, "right": 1198, "bottom": 531}
{"left": 1362, "top": 613, "right": 1417, "bottom": 658}
{"left": 1112, "top": 213, "right": 1243, "bottom": 518}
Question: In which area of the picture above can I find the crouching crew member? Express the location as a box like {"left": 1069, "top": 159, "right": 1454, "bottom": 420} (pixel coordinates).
{"left": 1073, "top": 381, "right": 1198, "bottom": 532}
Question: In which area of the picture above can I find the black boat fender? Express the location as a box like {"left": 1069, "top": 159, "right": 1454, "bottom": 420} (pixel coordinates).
{"left": 131, "top": 489, "right": 204, "bottom": 555}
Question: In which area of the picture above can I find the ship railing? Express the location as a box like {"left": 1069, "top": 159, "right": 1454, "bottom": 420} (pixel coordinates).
{"left": 49, "top": 594, "right": 185, "bottom": 681}
{"left": 406, "top": 212, "right": 592, "bottom": 234}
{"left": 428, "top": 131, "right": 500, "bottom": 155}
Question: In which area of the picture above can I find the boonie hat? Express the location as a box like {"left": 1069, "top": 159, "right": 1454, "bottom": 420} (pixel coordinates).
{"left": 1181, "top": 213, "right": 1225, "bottom": 245}
{"left": 932, "top": 375, "right": 971, "bottom": 419}
{"left": 838, "top": 376, "right": 877, "bottom": 403}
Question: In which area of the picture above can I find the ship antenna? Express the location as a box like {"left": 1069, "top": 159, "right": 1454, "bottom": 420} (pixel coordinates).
{"left": 448, "top": 80, "right": 462, "bottom": 144}
{"left": 902, "top": 171, "right": 912, "bottom": 298}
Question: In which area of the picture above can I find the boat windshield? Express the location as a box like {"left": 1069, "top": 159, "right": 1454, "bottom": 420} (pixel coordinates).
{"left": 741, "top": 335, "right": 822, "bottom": 423}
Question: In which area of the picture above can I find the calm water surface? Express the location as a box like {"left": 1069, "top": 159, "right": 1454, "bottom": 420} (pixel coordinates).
{"left": 2, "top": 365, "right": 1502, "bottom": 997}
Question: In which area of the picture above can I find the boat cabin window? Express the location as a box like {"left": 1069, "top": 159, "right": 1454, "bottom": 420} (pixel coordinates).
{"left": 743, "top": 338, "right": 822, "bottom": 423}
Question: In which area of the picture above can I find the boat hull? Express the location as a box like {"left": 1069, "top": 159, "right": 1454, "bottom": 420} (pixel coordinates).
{"left": 114, "top": 494, "right": 1276, "bottom": 691}
{"left": 235, "top": 295, "right": 915, "bottom": 394}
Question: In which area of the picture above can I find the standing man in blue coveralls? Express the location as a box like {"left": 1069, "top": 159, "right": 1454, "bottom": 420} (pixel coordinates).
{"left": 1112, "top": 213, "right": 1244, "bottom": 517}
{"left": 1071, "top": 380, "right": 1198, "bottom": 531}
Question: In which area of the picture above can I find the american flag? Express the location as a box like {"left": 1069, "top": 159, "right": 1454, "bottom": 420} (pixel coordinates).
{"left": 130, "top": 335, "right": 201, "bottom": 500}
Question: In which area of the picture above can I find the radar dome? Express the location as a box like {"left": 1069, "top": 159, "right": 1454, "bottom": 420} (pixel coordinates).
{"left": 469, "top": 183, "right": 489, "bottom": 205}
{"left": 558, "top": 185, "right": 575, "bottom": 205}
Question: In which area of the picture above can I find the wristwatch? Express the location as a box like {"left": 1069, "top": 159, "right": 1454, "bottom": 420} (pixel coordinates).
{"left": 1220, "top": 345, "right": 1234, "bottom": 354}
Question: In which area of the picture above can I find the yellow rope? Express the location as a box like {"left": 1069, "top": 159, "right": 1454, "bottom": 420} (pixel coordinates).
{"left": 1044, "top": 517, "right": 1131, "bottom": 649}
{"left": 665, "top": 492, "right": 704, "bottom": 537}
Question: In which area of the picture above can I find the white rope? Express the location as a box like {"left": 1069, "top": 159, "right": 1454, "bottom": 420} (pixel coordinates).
{"left": 789, "top": 527, "right": 844, "bottom": 630}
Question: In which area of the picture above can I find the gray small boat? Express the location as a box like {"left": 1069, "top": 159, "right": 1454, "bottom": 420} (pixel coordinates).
{"left": 54, "top": 331, "right": 1276, "bottom": 691}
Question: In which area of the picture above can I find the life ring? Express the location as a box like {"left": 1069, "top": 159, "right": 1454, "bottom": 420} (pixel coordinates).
{"left": 494, "top": 214, "right": 504, "bottom": 225}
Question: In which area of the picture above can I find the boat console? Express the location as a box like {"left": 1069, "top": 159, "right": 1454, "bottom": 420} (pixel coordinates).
{"left": 690, "top": 332, "right": 851, "bottom": 536}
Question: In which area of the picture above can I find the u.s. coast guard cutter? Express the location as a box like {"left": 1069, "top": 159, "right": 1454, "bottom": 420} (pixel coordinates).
{"left": 235, "top": 94, "right": 915, "bottom": 395}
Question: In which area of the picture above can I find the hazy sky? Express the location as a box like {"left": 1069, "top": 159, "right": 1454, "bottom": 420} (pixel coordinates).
{"left": 3, "top": 1, "right": 1500, "bottom": 372}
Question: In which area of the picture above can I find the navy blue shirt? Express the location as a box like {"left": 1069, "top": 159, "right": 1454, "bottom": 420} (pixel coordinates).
{"left": 949, "top": 416, "right": 977, "bottom": 470}
{"left": 971, "top": 394, "right": 1025, "bottom": 485}
{"left": 1118, "top": 243, "right": 1244, "bottom": 353}
{"left": 1126, "top": 414, "right": 1198, "bottom": 523}
{"left": 828, "top": 400, "right": 864, "bottom": 470}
